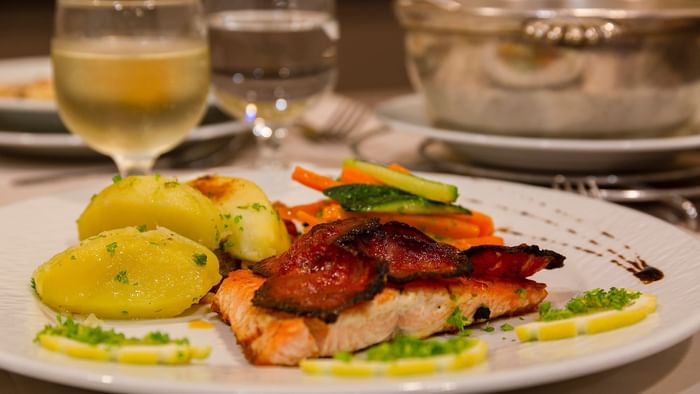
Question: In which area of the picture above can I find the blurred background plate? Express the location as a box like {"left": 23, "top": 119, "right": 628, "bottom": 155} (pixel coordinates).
{"left": 376, "top": 94, "right": 700, "bottom": 172}
{"left": 0, "top": 57, "right": 249, "bottom": 159}
{"left": 0, "top": 56, "right": 53, "bottom": 114}
{"left": 0, "top": 105, "right": 248, "bottom": 158}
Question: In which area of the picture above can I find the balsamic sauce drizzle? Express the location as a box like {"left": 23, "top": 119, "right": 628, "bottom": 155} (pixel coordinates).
{"left": 475, "top": 196, "right": 664, "bottom": 284}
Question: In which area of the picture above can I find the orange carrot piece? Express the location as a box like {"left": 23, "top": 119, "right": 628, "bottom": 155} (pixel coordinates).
{"left": 320, "top": 202, "right": 347, "bottom": 222}
{"left": 295, "top": 211, "right": 323, "bottom": 228}
{"left": 363, "top": 213, "right": 480, "bottom": 239}
{"left": 443, "top": 235, "right": 504, "bottom": 250}
{"left": 387, "top": 163, "right": 411, "bottom": 174}
{"left": 445, "top": 211, "right": 495, "bottom": 237}
{"left": 339, "top": 166, "right": 384, "bottom": 185}
{"left": 291, "top": 166, "right": 342, "bottom": 192}
{"left": 272, "top": 202, "right": 295, "bottom": 221}
{"left": 289, "top": 200, "right": 332, "bottom": 216}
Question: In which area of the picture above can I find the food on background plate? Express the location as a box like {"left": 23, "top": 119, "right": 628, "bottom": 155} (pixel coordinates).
{"left": 516, "top": 288, "right": 657, "bottom": 342}
{"left": 0, "top": 78, "right": 54, "bottom": 100}
{"left": 33, "top": 227, "right": 220, "bottom": 319}
{"left": 188, "top": 175, "right": 291, "bottom": 263}
{"left": 78, "top": 175, "right": 224, "bottom": 250}
{"left": 212, "top": 217, "right": 564, "bottom": 366}
{"left": 35, "top": 316, "right": 210, "bottom": 364}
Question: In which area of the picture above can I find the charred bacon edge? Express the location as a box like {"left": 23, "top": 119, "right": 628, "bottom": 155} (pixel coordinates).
{"left": 386, "top": 257, "right": 473, "bottom": 284}
{"left": 250, "top": 217, "right": 382, "bottom": 278}
{"left": 460, "top": 244, "right": 566, "bottom": 270}
{"left": 251, "top": 260, "right": 389, "bottom": 324}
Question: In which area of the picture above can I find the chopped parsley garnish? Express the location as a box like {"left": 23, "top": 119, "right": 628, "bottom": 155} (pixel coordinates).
{"left": 114, "top": 270, "right": 129, "bottom": 284}
{"left": 333, "top": 351, "right": 353, "bottom": 362}
{"left": 363, "top": 335, "right": 477, "bottom": 362}
{"left": 30, "top": 277, "right": 36, "bottom": 292}
{"left": 538, "top": 288, "right": 641, "bottom": 322}
{"left": 500, "top": 323, "right": 514, "bottom": 332}
{"left": 154, "top": 173, "right": 161, "bottom": 181}
{"left": 105, "top": 242, "right": 118, "bottom": 256}
{"left": 112, "top": 175, "right": 122, "bottom": 183}
{"left": 446, "top": 307, "right": 472, "bottom": 335}
{"left": 251, "top": 203, "right": 266, "bottom": 211}
{"left": 34, "top": 316, "right": 190, "bottom": 346}
{"left": 515, "top": 288, "right": 526, "bottom": 296}
{"left": 164, "top": 181, "right": 179, "bottom": 188}
{"left": 233, "top": 215, "right": 242, "bottom": 224}
{"left": 192, "top": 253, "right": 207, "bottom": 266}
{"left": 136, "top": 224, "right": 148, "bottom": 232}
{"left": 481, "top": 325, "right": 495, "bottom": 333}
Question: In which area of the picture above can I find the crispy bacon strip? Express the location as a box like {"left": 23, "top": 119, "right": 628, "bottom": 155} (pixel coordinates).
{"left": 252, "top": 217, "right": 380, "bottom": 277}
{"left": 349, "top": 221, "right": 472, "bottom": 283}
{"left": 461, "top": 244, "right": 565, "bottom": 278}
{"left": 252, "top": 244, "right": 387, "bottom": 323}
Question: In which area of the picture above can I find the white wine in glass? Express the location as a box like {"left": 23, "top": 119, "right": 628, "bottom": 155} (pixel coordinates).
{"left": 207, "top": 0, "right": 338, "bottom": 166}
{"left": 52, "top": 0, "right": 210, "bottom": 176}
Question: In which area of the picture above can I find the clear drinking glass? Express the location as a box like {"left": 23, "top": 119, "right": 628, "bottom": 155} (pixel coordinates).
{"left": 206, "top": 0, "right": 338, "bottom": 166}
{"left": 52, "top": 0, "right": 210, "bottom": 176}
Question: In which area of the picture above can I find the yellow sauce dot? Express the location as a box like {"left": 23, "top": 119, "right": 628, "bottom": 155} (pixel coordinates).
{"left": 188, "top": 319, "right": 214, "bottom": 329}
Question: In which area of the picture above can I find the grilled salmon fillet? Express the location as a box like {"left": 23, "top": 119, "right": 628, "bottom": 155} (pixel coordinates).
{"left": 212, "top": 269, "right": 547, "bottom": 366}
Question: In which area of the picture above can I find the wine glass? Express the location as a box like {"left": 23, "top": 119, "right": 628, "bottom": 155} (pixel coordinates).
{"left": 205, "top": 0, "right": 338, "bottom": 167}
{"left": 52, "top": 0, "right": 210, "bottom": 176}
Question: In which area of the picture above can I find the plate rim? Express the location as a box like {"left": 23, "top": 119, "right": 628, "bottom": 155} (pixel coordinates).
{"left": 2, "top": 168, "right": 700, "bottom": 394}
{"left": 376, "top": 94, "right": 700, "bottom": 154}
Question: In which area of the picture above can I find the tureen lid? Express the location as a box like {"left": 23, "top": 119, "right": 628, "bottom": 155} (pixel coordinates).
{"left": 396, "top": 0, "right": 700, "bottom": 37}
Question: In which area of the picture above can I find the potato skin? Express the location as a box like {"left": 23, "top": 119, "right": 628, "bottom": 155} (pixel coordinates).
{"left": 33, "top": 227, "right": 221, "bottom": 319}
{"left": 77, "top": 176, "right": 224, "bottom": 249}
{"left": 188, "top": 175, "right": 291, "bottom": 262}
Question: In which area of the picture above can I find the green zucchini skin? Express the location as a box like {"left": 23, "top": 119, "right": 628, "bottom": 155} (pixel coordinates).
{"left": 342, "top": 159, "right": 458, "bottom": 203}
{"left": 323, "top": 184, "right": 469, "bottom": 214}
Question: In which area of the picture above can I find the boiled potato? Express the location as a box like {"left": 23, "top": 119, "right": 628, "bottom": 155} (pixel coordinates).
{"left": 33, "top": 227, "right": 221, "bottom": 319}
{"left": 77, "top": 175, "right": 224, "bottom": 249}
{"left": 188, "top": 175, "right": 291, "bottom": 262}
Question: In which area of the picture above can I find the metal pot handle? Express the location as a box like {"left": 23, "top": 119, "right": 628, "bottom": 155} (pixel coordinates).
{"left": 523, "top": 18, "right": 620, "bottom": 46}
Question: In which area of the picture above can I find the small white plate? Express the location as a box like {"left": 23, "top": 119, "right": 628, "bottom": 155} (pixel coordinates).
{"left": 0, "top": 167, "right": 699, "bottom": 393}
{"left": 376, "top": 94, "right": 700, "bottom": 172}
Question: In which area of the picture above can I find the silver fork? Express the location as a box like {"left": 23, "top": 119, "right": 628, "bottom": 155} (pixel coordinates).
{"left": 300, "top": 97, "right": 374, "bottom": 140}
{"left": 552, "top": 174, "right": 699, "bottom": 231}
{"left": 552, "top": 175, "right": 603, "bottom": 198}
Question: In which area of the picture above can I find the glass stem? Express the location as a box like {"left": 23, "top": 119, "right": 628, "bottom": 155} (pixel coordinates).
{"left": 113, "top": 155, "right": 156, "bottom": 177}
{"left": 252, "top": 119, "right": 288, "bottom": 168}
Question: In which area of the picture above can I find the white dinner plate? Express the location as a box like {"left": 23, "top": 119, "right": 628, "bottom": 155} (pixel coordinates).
{"left": 1, "top": 166, "right": 699, "bottom": 394}
{"left": 376, "top": 94, "right": 700, "bottom": 172}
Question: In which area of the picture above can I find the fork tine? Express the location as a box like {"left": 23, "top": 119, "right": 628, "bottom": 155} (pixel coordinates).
{"left": 328, "top": 101, "right": 361, "bottom": 135}
{"left": 331, "top": 104, "right": 370, "bottom": 137}
{"left": 576, "top": 180, "right": 590, "bottom": 197}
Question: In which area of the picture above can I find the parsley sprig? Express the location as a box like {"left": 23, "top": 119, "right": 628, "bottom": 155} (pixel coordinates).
{"left": 539, "top": 288, "right": 641, "bottom": 322}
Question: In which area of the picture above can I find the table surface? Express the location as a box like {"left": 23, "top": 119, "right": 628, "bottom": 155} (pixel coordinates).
{"left": 1, "top": 91, "right": 699, "bottom": 394}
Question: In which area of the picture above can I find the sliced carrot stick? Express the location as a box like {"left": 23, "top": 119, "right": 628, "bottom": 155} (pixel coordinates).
{"left": 295, "top": 211, "right": 323, "bottom": 228}
{"left": 339, "top": 166, "right": 384, "bottom": 185}
{"left": 387, "top": 163, "right": 411, "bottom": 174}
{"left": 445, "top": 211, "right": 495, "bottom": 236}
{"left": 362, "top": 213, "right": 481, "bottom": 239}
{"left": 443, "top": 236, "right": 504, "bottom": 250}
{"left": 291, "top": 166, "right": 342, "bottom": 192}
{"left": 272, "top": 202, "right": 295, "bottom": 221}
{"left": 320, "top": 202, "right": 347, "bottom": 222}
{"left": 289, "top": 199, "right": 332, "bottom": 216}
